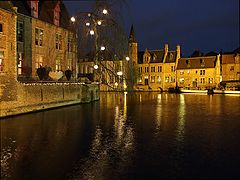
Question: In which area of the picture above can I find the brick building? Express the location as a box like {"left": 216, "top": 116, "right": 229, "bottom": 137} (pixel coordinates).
{"left": 0, "top": 1, "right": 77, "bottom": 80}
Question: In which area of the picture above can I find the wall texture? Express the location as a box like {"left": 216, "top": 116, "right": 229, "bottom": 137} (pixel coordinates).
{"left": 0, "top": 82, "right": 99, "bottom": 118}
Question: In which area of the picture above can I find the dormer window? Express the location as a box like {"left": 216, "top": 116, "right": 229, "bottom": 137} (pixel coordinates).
{"left": 200, "top": 59, "right": 205, "bottom": 67}
{"left": 53, "top": 2, "right": 61, "bottom": 26}
{"left": 28, "top": 1, "right": 39, "bottom": 18}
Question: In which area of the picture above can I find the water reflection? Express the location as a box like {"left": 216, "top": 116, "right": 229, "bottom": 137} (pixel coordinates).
{"left": 69, "top": 93, "right": 135, "bottom": 179}
{"left": 1, "top": 92, "right": 240, "bottom": 179}
{"left": 176, "top": 94, "right": 186, "bottom": 143}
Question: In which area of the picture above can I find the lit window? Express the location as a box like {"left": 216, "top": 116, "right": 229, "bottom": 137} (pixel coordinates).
{"left": 180, "top": 78, "right": 184, "bottom": 84}
{"left": 35, "top": 55, "right": 43, "bottom": 69}
{"left": 55, "top": 55, "right": 61, "bottom": 71}
{"left": 35, "top": 28, "right": 43, "bottom": 46}
{"left": 18, "top": 53, "right": 23, "bottom": 75}
{"left": 56, "top": 33, "right": 62, "bottom": 50}
{"left": 0, "top": 51, "right": 4, "bottom": 72}
{"left": 151, "top": 76, "right": 155, "bottom": 83}
{"left": 208, "top": 78, "right": 213, "bottom": 84}
{"left": 180, "top": 70, "right": 184, "bottom": 75}
{"left": 157, "top": 76, "right": 161, "bottom": 83}
{"left": 165, "top": 76, "right": 169, "bottom": 82}
{"left": 171, "top": 66, "right": 175, "bottom": 72}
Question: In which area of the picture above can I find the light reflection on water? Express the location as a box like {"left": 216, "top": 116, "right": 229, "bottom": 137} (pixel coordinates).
{"left": 1, "top": 92, "right": 240, "bottom": 179}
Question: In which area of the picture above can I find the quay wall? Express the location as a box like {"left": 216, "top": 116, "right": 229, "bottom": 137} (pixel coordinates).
{"left": 0, "top": 82, "right": 100, "bottom": 118}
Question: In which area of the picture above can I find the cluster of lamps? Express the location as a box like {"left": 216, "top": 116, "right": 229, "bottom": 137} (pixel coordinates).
{"left": 70, "top": 8, "right": 131, "bottom": 89}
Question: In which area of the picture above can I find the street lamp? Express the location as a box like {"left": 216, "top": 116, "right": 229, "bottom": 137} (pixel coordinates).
{"left": 86, "top": 22, "right": 90, "bottom": 26}
{"left": 70, "top": 16, "right": 76, "bottom": 23}
{"left": 94, "top": 64, "right": 99, "bottom": 70}
{"left": 90, "top": 30, "right": 95, "bottom": 35}
{"left": 97, "top": 20, "right": 102, "bottom": 26}
{"left": 100, "top": 46, "right": 106, "bottom": 51}
{"left": 103, "top": 9, "right": 108, "bottom": 15}
{"left": 117, "top": 71, "right": 123, "bottom": 76}
{"left": 126, "top": 56, "right": 130, "bottom": 61}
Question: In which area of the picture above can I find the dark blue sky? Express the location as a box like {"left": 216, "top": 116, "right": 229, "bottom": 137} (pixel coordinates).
{"left": 64, "top": 0, "right": 239, "bottom": 57}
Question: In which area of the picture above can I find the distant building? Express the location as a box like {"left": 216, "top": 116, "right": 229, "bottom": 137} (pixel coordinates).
{"left": 128, "top": 25, "right": 181, "bottom": 91}
{"left": 222, "top": 48, "right": 240, "bottom": 82}
{"left": 176, "top": 55, "right": 221, "bottom": 89}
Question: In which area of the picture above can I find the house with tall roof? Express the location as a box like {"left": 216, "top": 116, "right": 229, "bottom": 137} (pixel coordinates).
{"left": 0, "top": 0, "right": 77, "bottom": 80}
{"left": 176, "top": 55, "right": 221, "bottom": 89}
{"left": 221, "top": 48, "right": 240, "bottom": 84}
{"left": 128, "top": 25, "right": 181, "bottom": 91}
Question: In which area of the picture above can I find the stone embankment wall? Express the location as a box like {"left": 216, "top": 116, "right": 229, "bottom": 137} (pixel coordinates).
{"left": 0, "top": 82, "right": 99, "bottom": 118}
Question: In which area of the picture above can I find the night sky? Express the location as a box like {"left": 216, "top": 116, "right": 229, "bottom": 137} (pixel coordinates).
{"left": 64, "top": 0, "right": 239, "bottom": 57}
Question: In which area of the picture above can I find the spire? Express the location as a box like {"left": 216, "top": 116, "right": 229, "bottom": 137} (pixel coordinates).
{"left": 129, "top": 24, "right": 137, "bottom": 43}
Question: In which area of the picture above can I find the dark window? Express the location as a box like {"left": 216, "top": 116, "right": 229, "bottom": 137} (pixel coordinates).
{"left": 0, "top": 23, "right": 2, "bottom": 32}
{"left": 17, "top": 22, "right": 24, "bottom": 42}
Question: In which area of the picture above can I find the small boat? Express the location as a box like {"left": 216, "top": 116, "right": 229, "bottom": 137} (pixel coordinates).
{"left": 180, "top": 89, "right": 208, "bottom": 94}
{"left": 213, "top": 89, "right": 240, "bottom": 94}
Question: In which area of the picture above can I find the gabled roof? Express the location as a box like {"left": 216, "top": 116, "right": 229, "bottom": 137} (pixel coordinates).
{"left": 4, "top": 1, "right": 72, "bottom": 31}
{"left": 38, "top": 1, "right": 72, "bottom": 30}
{"left": 177, "top": 56, "right": 217, "bottom": 70}
{"left": 222, "top": 54, "right": 236, "bottom": 64}
{"left": 138, "top": 49, "right": 177, "bottom": 64}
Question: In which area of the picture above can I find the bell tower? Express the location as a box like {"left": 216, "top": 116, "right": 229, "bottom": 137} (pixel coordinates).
{"left": 128, "top": 25, "right": 138, "bottom": 66}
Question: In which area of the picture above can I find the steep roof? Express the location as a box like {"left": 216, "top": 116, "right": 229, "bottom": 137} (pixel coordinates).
{"left": 222, "top": 54, "right": 236, "bottom": 64}
{"left": 138, "top": 49, "right": 177, "bottom": 64}
{"left": 129, "top": 24, "right": 137, "bottom": 43}
{"left": 177, "top": 56, "right": 217, "bottom": 70}
{"left": 5, "top": 1, "right": 72, "bottom": 31}
{"left": 39, "top": 1, "right": 72, "bottom": 30}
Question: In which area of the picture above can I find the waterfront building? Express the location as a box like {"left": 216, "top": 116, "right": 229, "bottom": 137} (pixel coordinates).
{"left": 176, "top": 55, "right": 221, "bottom": 89}
{"left": 0, "top": 3, "right": 17, "bottom": 101}
{"left": 128, "top": 25, "right": 181, "bottom": 91}
{"left": 221, "top": 48, "right": 240, "bottom": 84}
{"left": 0, "top": 1, "right": 77, "bottom": 80}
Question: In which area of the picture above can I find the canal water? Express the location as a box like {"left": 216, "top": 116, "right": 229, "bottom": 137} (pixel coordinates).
{"left": 1, "top": 92, "right": 240, "bottom": 179}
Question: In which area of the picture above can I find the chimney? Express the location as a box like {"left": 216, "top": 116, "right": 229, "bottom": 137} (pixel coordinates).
{"left": 12, "top": 7, "right": 18, "bottom": 13}
{"left": 176, "top": 44, "right": 181, "bottom": 68}
{"left": 164, "top": 43, "right": 168, "bottom": 53}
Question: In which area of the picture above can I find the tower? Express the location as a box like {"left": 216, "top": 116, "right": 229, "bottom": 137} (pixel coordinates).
{"left": 128, "top": 25, "right": 138, "bottom": 66}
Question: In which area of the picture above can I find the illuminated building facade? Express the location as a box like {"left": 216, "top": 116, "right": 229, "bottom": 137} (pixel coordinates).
{"left": 128, "top": 26, "right": 181, "bottom": 91}
{"left": 0, "top": 1, "right": 77, "bottom": 80}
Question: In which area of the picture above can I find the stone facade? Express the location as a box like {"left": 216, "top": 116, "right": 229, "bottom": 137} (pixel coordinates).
{"left": 128, "top": 26, "right": 181, "bottom": 91}
{"left": 0, "top": 3, "right": 100, "bottom": 118}
{"left": 0, "top": 7, "right": 18, "bottom": 101}
{"left": 222, "top": 53, "right": 240, "bottom": 82}
{"left": 176, "top": 55, "right": 221, "bottom": 89}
